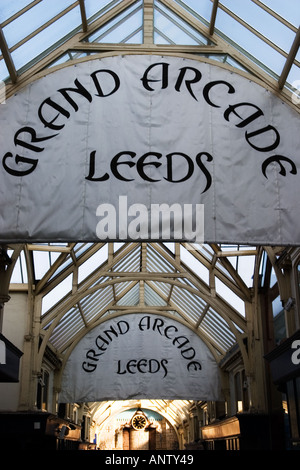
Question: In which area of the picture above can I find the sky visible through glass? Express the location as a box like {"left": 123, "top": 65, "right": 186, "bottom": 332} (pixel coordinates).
{"left": 177, "top": 0, "right": 300, "bottom": 86}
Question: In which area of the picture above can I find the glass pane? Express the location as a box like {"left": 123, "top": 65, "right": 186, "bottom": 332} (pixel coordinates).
{"left": 86, "top": 2, "right": 142, "bottom": 44}
{"left": 220, "top": 0, "right": 296, "bottom": 54}
{"left": 174, "top": 0, "right": 212, "bottom": 24}
{"left": 0, "top": 0, "right": 32, "bottom": 22}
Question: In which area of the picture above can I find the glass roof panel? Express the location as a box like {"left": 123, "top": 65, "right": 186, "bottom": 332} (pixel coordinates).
{"left": 215, "top": 278, "right": 245, "bottom": 316}
{"left": 175, "top": 0, "right": 300, "bottom": 88}
{"left": 50, "top": 308, "right": 84, "bottom": 351}
{"left": 180, "top": 246, "right": 209, "bottom": 285}
{"left": 214, "top": 6, "right": 287, "bottom": 78}
{"left": 8, "top": 250, "right": 28, "bottom": 283}
{"left": 173, "top": 0, "right": 212, "bottom": 23}
{"left": 78, "top": 245, "right": 108, "bottom": 283}
{"left": 200, "top": 308, "right": 237, "bottom": 350}
{"left": 147, "top": 244, "right": 175, "bottom": 273}
{"left": 42, "top": 273, "right": 73, "bottom": 314}
{"left": 116, "top": 283, "right": 139, "bottom": 306}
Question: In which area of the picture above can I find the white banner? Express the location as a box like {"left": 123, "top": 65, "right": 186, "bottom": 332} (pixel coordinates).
{"left": 0, "top": 55, "right": 299, "bottom": 244}
{"left": 59, "top": 314, "right": 222, "bottom": 402}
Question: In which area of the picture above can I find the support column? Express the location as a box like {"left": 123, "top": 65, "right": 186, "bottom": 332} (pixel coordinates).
{"left": 246, "top": 286, "right": 284, "bottom": 415}
{"left": 246, "top": 294, "right": 269, "bottom": 412}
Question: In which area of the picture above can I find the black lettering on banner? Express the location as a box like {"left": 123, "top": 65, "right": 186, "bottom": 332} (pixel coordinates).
{"left": 91, "top": 69, "right": 120, "bottom": 97}
{"left": 39, "top": 78, "right": 94, "bottom": 130}
{"left": 38, "top": 98, "right": 71, "bottom": 130}
{"left": 164, "top": 152, "right": 194, "bottom": 183}
{"left": 164, "top": 325, "right": 178, "bottom": 339}
{"left": 81, "top": 316, "right": 203, "bottom": 376}
{"left": 58, "top": 78, "right": 93, "bottom": 110}
{"left": 116, "top": 358, "right": 168, "bottom": 378}
{"left": 138, "top": 315, "right": 202, "bottom": 372}
{"left": 196, "top": 152, "right": 213, "bottom": 193}
{"left": 138, "top": 315, "right": 151, "bottom": 331}
{"left": 180, "top": 347, "right": 196, "bottom": 360}
{"left": 3, "top": 70, "right": 120, "bottom": 176}
{"left": 3, "top": 153, "right": 39, "bottom": 177}
{"left": 81, "top": 320, "right": 129, "bottom": 372}
{"left": 245, "top": 125, "right": 280, "bottom": 152}
{"left": 82, "top": 349, "right": 105, "bottom": 373}
{"left": 203, "top": 80, "right": 235, "bottom": 107}
{"left": 173, "top": 335, "right": 189, "bottom": 349}
{"left": 14, "top": 126, "right": 58, "bottom": 151}
{"left": 2, "top": 126, "right": 57, "bottom": 176}
{"left": 136, "top": 152, "right": 162, "bottom": 182}
{"left": 187, "top": 361, "right": 202, "bottom": 372}
{"left": 95, "top": 335, "right": 108, "bottom": 351}
{"left": 86, "top": 349, "right": 103, "bottom": 361}
{"left": 161, "top": 358, "right": 168, "bottom": 377}
{"left": 137, "top": 358, "right": 147, "bottom": 373}
{"left": 224, "top": 102, "right": 264, "bottom": 128}
{"left": 116, "top": 320, "right": 130, "bottom": 335}
{"left": 85, "top": 150, "right": 110, "bottom": 181}
{"left": 82, "top": 361, "right": 97, "bottom": 373}
{"left": 94, "top": 322, "right": 129, "bottom": 351}
{"left": 111, "top": 151, "right": 136, "bottom": 182}
{"left": 2, "top": 60, "right": 296, "bottom": 182}
{"left": 152, "top": 317, "right": 164, "bottom": 334}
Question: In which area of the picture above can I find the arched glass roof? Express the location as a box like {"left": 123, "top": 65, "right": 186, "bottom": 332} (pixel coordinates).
{"left": 0, "top": 0, "right": 299, "bottom": 100}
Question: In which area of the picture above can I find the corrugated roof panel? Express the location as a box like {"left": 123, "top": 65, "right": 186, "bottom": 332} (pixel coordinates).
{"left": 49, "top": 307, "right": 84, "bottom": 351}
